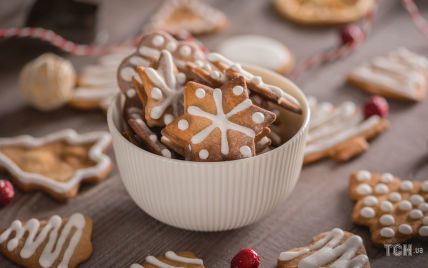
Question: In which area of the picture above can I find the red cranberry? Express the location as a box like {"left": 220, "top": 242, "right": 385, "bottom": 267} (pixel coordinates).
{"left": 0, "top": 180, "right": 15, "bottom": 206}
{"left": 340, "top": 25, "right": 364, "bottom": 45}
{"left": 231, "top": 248, "right": 260, "bottom": 268}
{"left": 364, "top": 96, "right": 389, "bottom": 119}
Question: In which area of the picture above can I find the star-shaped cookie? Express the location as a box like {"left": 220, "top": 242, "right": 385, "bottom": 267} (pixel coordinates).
{"left": 162, "top": 77, "right": 276, "bottom": 161}
{"left": 349, "top": 170, "right": 428, "bottom": 245}
{"left": 0, "top": 129, "right": 112, "bottom": 200}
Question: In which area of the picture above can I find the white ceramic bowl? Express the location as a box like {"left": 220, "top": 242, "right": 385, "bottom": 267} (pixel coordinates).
{"left": 107, "top": 65, "right": 310, "bottom": 231}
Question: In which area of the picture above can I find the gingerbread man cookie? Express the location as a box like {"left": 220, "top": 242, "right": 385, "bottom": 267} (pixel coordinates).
{"left": 304, "top": 96, "right": 388, "bottom": 164}
{"left": 130, "top": 251, "right": 204, "bottom": 268}
{"left": 147, "top": 0, "right": 228, "bottom": 35}
{"left": 347, "top": 48, "right": 428, "bottom": 102}
{"left": 277, "top": 228, "right": 370, "bottom": 268}
{"left": 0, "top": 129, "right": 112, "bottom": 200}
{"left": 349, "top": 170, "right": 428, "bottom": 246}
{"left": 273, "top": 0, "right": 375, "bottom": 25}
{"left": 0, "top": 213, "right": 93, "bottom": 268}
{"left": 162, "top": 77, "right": 276, "bottom": 161}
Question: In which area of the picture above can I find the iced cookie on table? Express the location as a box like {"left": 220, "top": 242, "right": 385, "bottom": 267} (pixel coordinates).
{"left": 162, "top": 77, "right": 276, "bottom": 161}
{"left": 349, "top": 170, "right": 428, "bottom": 246}
{"left": 147, "top": 0, "right": 228, "bottom": 35}
{"left": 304, "top": 96, "right": 388, "bottom": 164}
{"left": 0, "top": 213, "right": 93, "bottom": 268}
{"left": 273, "top": 0, "right": 374, "bottom": 25}
{"left": 131, "top": 251, "right": 204, "bottom": 268}
{"left": 0, "top": 129, "right": 112, "bottom": 200}
{"left": 277, "top": 228, "right": 370, "bottom": 268}
{"left": 70, "top": 48, "right": 133, "bottom": 110}
{"left": 347, "top": 48, "right": 428, "bottom": 102}
{"left": 217, "top": 35, "right": 294, "bottom": 74}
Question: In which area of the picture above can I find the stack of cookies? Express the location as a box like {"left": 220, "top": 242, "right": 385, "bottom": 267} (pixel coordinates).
{"left": 117, "top": 31, "right": 302, "bottom": 162}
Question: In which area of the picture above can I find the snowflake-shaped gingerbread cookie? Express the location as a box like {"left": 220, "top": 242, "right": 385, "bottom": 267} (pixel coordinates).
{"left": 162, "top": 77, "right": 276, "bottom": 161}
{"left": 349, "top": 170, "right": 428, "bottom": 245}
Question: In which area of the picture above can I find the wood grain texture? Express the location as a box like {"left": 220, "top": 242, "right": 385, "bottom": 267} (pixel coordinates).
{"left": 0, "top": 0, "right": 427, "bottom": 267}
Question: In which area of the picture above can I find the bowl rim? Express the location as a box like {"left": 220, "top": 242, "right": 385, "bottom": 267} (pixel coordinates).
{"left": 107, "top": 64, "right": 311, "bottom": 166}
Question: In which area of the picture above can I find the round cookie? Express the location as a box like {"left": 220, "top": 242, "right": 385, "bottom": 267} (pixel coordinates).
{"left": 273, "top": 0, "right": 375, "bottom": 25}
{"left": 216, "top": 35, "right": 294, "bottom": 74}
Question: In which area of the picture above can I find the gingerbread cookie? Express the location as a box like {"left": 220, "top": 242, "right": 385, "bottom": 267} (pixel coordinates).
{"left": 347, "top": 48, "right": 428, "bottom": 102}
{"left": 70, "top": 48, "right": 133, "bottom": 110}
{"left": 0, "top": 213, "right": 93, "bottom": 268}
{"left": 349, "top": 170, "right": 428, "bottom": 245}
{"left": 277, "top": 228, "right": 370, "bottom": 268}
{"left": 304, "top": 96, "right": 389, "bottom": 164}
{"left": 162, "top": 77, "right": 276, "bottom": 161}
{"left": 147, "top": 0, "right": 228, "bottom": 35}
{"left": 217, "top": 35, "right": 294, "bottom": 74}
{"left": 117, "top": 31, "right": 205, "bottom": 96}
{"left": 273, "top": 0, "right": 374, "bottom": 25}
{"left": 0, "top": 129, "right": 112, "bottom": 200}
{"left": 131, "top": 251, "right": 204, "bottom": 268}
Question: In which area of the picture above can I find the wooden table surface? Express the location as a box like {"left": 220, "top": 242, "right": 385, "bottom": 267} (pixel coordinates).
{"left": 1, "top": 0, "right": 428, "bottom": 267}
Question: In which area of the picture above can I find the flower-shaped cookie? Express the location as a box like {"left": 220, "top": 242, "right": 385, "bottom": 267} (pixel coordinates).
{"left": 349, "top": 170, "right": 428, "bottom": 245}
{"left": 137, "top": 50, "right": 187, "bottom": 126}
{"left": 0, "top": 129, "right": 112, "bottom": 200}
{"left": 162, "top": 77, "right": 276, "bottom": 161}
{"left": 130, "top": 251, "right": 204, "bottom": 268}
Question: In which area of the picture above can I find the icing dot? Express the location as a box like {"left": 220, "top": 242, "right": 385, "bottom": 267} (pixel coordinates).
{"left": 400, "top": 180, "right": 413, "bottom": 191}
{"left": 363, "top": 196, "right": 378, "bottom": 206}
{"left": 199, "top": 149, "right": 209, "bottom": 160}
{"left": 360, "top": 207, "right": 375, "bottom": 218}
{"left": 126, "top": 88, "right": 136, "bottom": 98}
{"left": 121, "top": 67, "right": 136, "bottom": 82}
{"left": 398, "top": 224, "right": 413, "bottom": 235}
{"left": 398, "top": 200, "right": 412, "bottom": 211}
{"left": 423, "top": 216, "right": 428, "bottom": 225}
{"left": 232, "top": 86, "right": 244, "bottom": 96}
{"left": 210, "top": 71, "right": 221, "bottom": 80}
{"left": 251, "top": 76, "right": 263, "bottom": 86}
{"left": 380, "top": 201, "right": 393, "bottom": 212}
{"left": 380, "top": 227, "right": 395, "bottom": 238}
{"left": 380, "top": 173, "right": 394, "bottom": 183}
{"left": 389, "top": 192, "right": 401, "bottom": 202}
{"left": 419, "top": 203, "right": 428, "bottom": 212}
{"left": 176, "top": 72, "right": 186, "bottom": 84}
{"left": 129, "top": 56, "right": 149, "bottom": 67}
{"left": 379, "top": 215, "right": 395, "bottom": 226}
{"left": 152, "top": 35, "right": 165, "bottom": 47}
{"left": 195, "top": 88, "right": 206, "bottom": 99}
{"left": 410, "top": 194, "right": 424, "bottom": 206}
{"left": 419, "top": 226, "right": 428, "bottom": 236}
{"left": 161, "top": 149, "right": 171, "bottom": 158}
{"left": 151, "top": 87, "right": 163, "bottom": 100}
{"left": 166, "top": 42, "right": 177, "bottom": 52}
{"left": 356, "top": 184, "right": 372, "bottom": 195}
{"left": 150, "top": 106, "right": 163, "bottom": 119}
{"left": 136, "top": 119, "right": 144, "bottom": 125}
{"left": 252, "top": 112, "right": 265, "bottom": 124}
{"left": 149, "top": 135, "right": 157, "bottom": 142}
{"left": 422, "top": 181, "right": 428, "bottom": 192}
{"left": 178, "top": 119, "right": 189, "bottom": 130}
{"left": 374, "top": 183, "right": 389, "bottom": 195}
{"left": 164, "top": 114, "right": 174, "bottom": 125}
{"left": 356, "top": 170, "right": 372, "bottom": 181}
{"left": 240, "top": 146, "right": 252, "bottom": 158}
{"left": 409, "top": 209, "right": 423, "bottom": 220}
{"left": 179, "top": 46, "right": 192, "bottom": 57}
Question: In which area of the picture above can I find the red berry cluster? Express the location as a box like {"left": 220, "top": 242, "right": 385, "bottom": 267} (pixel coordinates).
{"left": 231, "top": 248, "right": 260, "bottom": 268}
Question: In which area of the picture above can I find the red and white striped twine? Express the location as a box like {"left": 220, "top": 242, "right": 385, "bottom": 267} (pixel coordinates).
{"left": 402, "top": 0, "right": 428, "bottom": 40}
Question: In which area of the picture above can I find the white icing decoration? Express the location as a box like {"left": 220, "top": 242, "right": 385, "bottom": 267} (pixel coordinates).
{"left": 410, "top": 194, "right": 424, "bottom": 206}
{"left": 165, "top": 251, "right": 204, "bottom": 265}
{"left": 379, "top": 215, "right": 395, "bottom": 226}
{"left": 419, "top": 226, "right": 428, "bottom": 236}
{"left": 423, "top": 216, "right": 428, "bottom": 225}
{"left": 419, "top": 203, "right": 428, "bottom": 212}
{"left": 380, "top": 201, "right": 393, "bottom": 212}
{"left": 161, "top": 149, "right": 172, "bottom": 158}
{"left": 178, "top": 119, "right": 189, "bottom": 130}
{"left": 239, "top": 146, "right": 252, "bottom": 158}
{"left": 356, "top": 170, "right": 372, "bottom": 181}
{"left": 121, "top": 67, "right": 136, "bottom": 82}
{"left": 0, "top": 213, "right": 86, "bottom": 268}
{"left": 363, "top": 196, "right": 378, "bottom": 206}
{"left": 130, "top": 264, "right": 143, "bottom": 268}
{"left": 0, "top": 129, "right": 111, "bottom": 194}
{"left": 400, "top": 180, "right": 413, "bottom": 191}
{"left": 164, "top": 114, "right": 174, "bottom": 125}
{"left": 398, "top": 224, "right": 413, "bottom": 235}
{"left": 146, "top": 255, "right": 177, "bottom": 268}
{"left": 380, "top": 227, "right": 395, "bottom": 238}
{"left": 199, "top": 149, "right": 209, "bottom": 160}
{"left": 251, "top": 112, "right": 265, "bottom": 124}
{"left": 149, "top": 135, "right": 157, "bottom": 142}
{"left": 176, "top": 73, "right": 186, "bottom": 84}
{"left": 129, "top": 56, "right": 150, "bottom": 67}
{"left": 278, "top": 228, "right": 368, "bottom": 268}
{"left": 152, "top": 35, "right": 165, "bottom": 47}
{"left": 374, "top": 183, "right": 389, "bottom": 195}
{"left": 389, "top": 192, "right": 401, "bottom": 202}
{"left": 188, "top": 88, "right": 256, "bottom": 155}
{"left": 139, "top": 46, "right": 161, "bottom": 60}
{"left": 356, "top": 184, "right": 372, "bottom": 195}
{"left": 151, "top": 87, "right": 163, "bottom": 100}
{"left": 360, "top": 207, "right": 375, "bottom": 218}
{"left": 422, "top": 181, "right": 428, "bottom": 192}
{"left": 380, "top": 173, "right": 394, "bottom": 183}
{"left": 232, "top": 85, "right": 244, "bottom": 96}
{"left": 127, "top": 89, "right": 137, "bottom": 98}
{"left": 399, "top": 200, "right": 412, "bottom": 211}
{"left": 195, "top": 88, "right": 206, "bottom": 99}
{"left": 409, "top": 209, "right": 423, "bottom": 220}
{"left": 166, "top": 42, "right": 177, "bottom": 52}
{"left": 179, "top": 46, "right": 192, "bottom": 57}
